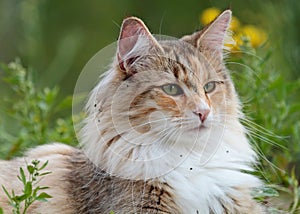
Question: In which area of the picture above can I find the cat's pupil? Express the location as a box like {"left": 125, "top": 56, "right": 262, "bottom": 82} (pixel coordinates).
{"left": 169, "top": 85, "right": 176, "bottom": 93}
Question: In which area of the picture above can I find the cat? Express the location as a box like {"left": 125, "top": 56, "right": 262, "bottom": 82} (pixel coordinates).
{"left": 0, "top": 10, "right": 268, "bottom": 213}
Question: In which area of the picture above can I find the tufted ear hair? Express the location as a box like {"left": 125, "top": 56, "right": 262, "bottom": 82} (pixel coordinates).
{"left": 181, "top": 10, "right": 232, "bottom": 57}
{"left": 117, "top": 17, "right": 163, "bottom": 72}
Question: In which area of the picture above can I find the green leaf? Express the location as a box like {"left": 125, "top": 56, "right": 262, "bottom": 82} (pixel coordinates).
{"left": 27, "top": 165, "right": 35, "bottom": 175}
{"left": 24, "top": 182, "right": 32, "bottom": 197}
{"left": 38, "top": 160, "right": 48, "bottom": 171}
{"left": 11, "top": 190, "right": 15, "bottom": 198}
{"left": 19, "top": 168, "right": 26, "bottom": 185}
{"left": 13, "top": 194, "right": 27, "bottom": 202}
{"left": 36, "top": 186, "right": 49, "bottom": 190}
{"left": 39, "top": 172, "right": 51, "bottom": 177}
{"left": 2, "top": 185, "right": 13, "bottom": 201}
{"left": 0, "top": 207, "right": 4, "bottom": 214}
{"left": 36, "top": 192, "right": 52, "bottom": 202}
{"left": 32, "top": 188, "right": 38, "bottom": 198}
{"left": 31, "top": 160, "right": 40, "bottom": 166}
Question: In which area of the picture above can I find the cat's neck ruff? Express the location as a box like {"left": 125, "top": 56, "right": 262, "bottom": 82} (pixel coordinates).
{"left": 162, "top": 127, "right": 260, "bottom": 213}
{"left": 82, "top": 110, "right": 260, "bottom": 212}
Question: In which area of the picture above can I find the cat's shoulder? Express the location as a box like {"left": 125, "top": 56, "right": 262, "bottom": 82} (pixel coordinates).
{"left": 25, "top": 142, "right": 78, "bottom": 159}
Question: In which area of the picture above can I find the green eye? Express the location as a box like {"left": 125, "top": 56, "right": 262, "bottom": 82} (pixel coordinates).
{"left": 204, "top": 81, "right": 216, "bottom": 93}
{"left": 161, "top": 84, "right": 184, "bottom": 96}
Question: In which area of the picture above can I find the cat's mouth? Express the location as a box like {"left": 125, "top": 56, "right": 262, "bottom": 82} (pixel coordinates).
{"left": 187, "top": 123, "right": 209, "bottom": 133}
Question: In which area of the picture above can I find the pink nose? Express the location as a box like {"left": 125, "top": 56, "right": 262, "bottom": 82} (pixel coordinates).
{"left": 193, "top": 109, "right": 210, "bottom": 123}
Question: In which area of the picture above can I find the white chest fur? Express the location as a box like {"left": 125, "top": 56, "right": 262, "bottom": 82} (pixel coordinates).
{"left": 161, "top": 141, "right": 261, "bottom": 214}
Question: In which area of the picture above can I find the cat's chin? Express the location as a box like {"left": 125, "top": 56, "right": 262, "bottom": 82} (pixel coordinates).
{"left": 186, "top": 123, "right": 210, "bottom": 134}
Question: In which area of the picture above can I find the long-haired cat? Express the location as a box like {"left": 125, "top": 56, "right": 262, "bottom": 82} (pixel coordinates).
{"left": 0, "top": 10, "right": 267, "bottom": 213}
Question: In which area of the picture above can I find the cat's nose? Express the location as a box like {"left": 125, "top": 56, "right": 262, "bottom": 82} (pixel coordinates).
{"left": 193, "top": 108, "right": 210, "bottom": 123}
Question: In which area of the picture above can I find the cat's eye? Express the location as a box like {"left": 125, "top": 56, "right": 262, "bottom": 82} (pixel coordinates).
{"left": 204, "top": 81, "right": 216, "bottom": 93}
{"left": 161, "top": 84, "right": 184, "bottom": 96}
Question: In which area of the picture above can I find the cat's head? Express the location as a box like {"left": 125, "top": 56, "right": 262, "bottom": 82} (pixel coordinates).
{"left": 82, "top": 10, "right": 256, "bottom": 179}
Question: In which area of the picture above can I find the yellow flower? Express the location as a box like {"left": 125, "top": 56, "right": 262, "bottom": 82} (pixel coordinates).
{"left": 225, "top": 33, "right": 242, "bottom": 52}
{"left": 200, "top": 7, "right": 221, "bottom": 25}
{"left": 200, "top": 8, "right": 267, "bottom": 51}
{"left": 230, "top": 16, "right": 240, "bottom": 32}
{"left": 240, "top": 25, "right": 267, "bottom": 48}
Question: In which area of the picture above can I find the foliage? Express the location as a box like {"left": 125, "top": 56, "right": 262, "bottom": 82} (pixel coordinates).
{"left": 2, "top": 160, "right": 52, "bottom": 214}
{"left": 0, "top": 59, "right": 79, "bottom": 159}
{"left": 227, "top": 35, "right": 300, "bottom": 213}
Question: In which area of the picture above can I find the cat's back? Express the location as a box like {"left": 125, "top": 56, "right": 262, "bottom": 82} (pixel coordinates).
{"left": 0, "top": 144, "right": 180, "bottom": 214}
{"left": 0, "top": 143, "right": 78, "bottom": 214}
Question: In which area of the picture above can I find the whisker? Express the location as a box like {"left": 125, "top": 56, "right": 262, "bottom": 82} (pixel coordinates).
{"left": 215, "top": 112, "right": 286, "bottom": 149}
{"left": 226, "top": 50, "right": 264, "bottom": 61}
{"left": 241, "top": 117, "right": 286, "bottom": 139}
{"left": 248, "top": 134, "right": 285, "bottom": 182}
{"left": 226, "top": 61, "right": 264, "bottom": 83}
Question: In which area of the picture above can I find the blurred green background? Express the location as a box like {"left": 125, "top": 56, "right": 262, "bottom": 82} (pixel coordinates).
{"left": 0, "top": 0, "right": 299, "bottom": 93}
{"left": 0, "top": 0, "right": 299, "bottom": 212}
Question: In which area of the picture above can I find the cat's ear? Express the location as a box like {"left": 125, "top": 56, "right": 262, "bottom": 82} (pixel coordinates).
{"left": 117, "top": 17, "right": 163, "bottom": 72}
{"left": 181, "top": 10, "right": 232, "bottom": 56}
